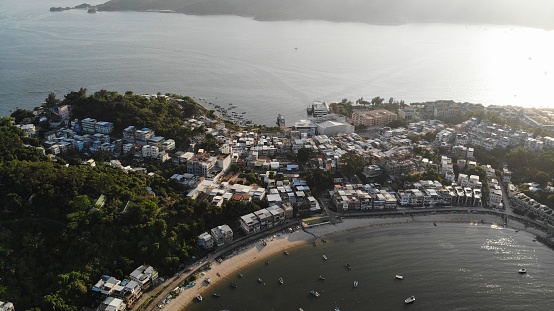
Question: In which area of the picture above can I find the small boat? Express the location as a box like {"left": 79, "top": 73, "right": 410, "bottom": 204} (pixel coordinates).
{"left": 196, "top": 294, "right": 203, "bottom": 301}
{"left": 334, "top": 308, "right": 341, "bottom": 311}
{"left": 353, "top": 281, "right": 358, "bottom": 288}
{"left": 323, "top": 255, "right": 328, "bottom": 260}
{"left": 284, "top": 250, "right": 289, "bottom": 255}
{"left": 265, "top": 260, "right": 269, "bottom": 265}
{"left": 405, "top": 295, "right": 416, "bottom": 304}
{"left": 310, "top": 290, "right": 320, "bottom": 297}
{"left": 299, "top": 308, "right": 304, "bottom": 311}
{"left": 318, "top": 275, "right": 326, "bottom": 280}
{"left": 258, "top": 278, "right": 263, "bottom": 283}
{"left": 212, "top": 293, "right": 221, "bottom": 297}
{"left": 230, "top": 282, "right": 238, "bottom": 288}
{"left": 322, "top": 239, "right": 327, "bottom": 243}
{"left": 238, "top": 273, "right": 243, "bottom": 278}
{"left": 204, "top": 278, "right": 211, "bottom": 284}
{"left": 395, "top": 275, "right": 404, "bottom": 280}
{"left": 345, "top": 263, "right": 352, "bottom": 270}
{"left": 279, "top": 277, "right": 284, "bottom": 284}
{"left": 518, "top": 268, "right": 527, "bottom": 274}
{"left": 313, "top": 241, "right": 317, "bottom": 246}
{"left": 433, "top": 222, "right": 437, "bottom": 226}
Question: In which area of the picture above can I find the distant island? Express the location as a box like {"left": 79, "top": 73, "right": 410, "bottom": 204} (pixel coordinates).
{"left": 50, "top": 3, "right": 95, "bottom": 12}
{"left": 94, "top": 0, "right": 554, "bottom": 30}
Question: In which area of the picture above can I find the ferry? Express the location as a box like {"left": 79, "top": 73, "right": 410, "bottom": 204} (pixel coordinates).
{"left": 405, "top": 295, "right": 416, "bottom": 304}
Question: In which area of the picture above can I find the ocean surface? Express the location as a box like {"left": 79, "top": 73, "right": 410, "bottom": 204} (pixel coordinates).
{"left": 187, "top": 223, "right": 554, "bottom": 311}
{"left": 2, "top": 0, "right": 554, "bottom": 126}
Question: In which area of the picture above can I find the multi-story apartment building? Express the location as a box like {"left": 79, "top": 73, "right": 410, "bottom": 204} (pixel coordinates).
{"left": 210, "top": 224, "right": 233, "bottom": 246}
{"left": 351, "top": 109, "right": 398, "bottom": 127}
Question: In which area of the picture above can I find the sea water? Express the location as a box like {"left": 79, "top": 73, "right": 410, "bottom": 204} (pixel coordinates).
{"left": 187, "top": 223, "right": 554, "bottom": 311}
{"left": 2, "top": 0, "right": 554, "bottom": 125}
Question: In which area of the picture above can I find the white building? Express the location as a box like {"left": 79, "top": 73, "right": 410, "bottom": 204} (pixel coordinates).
{"left": 210, "top": 224, "right": 234, "bottom": 246}
{"left": 311, "top": 101, "right": 330, "bottom": 117}
{"left": 317, "top": 120, "right": 354, "bottom": 136}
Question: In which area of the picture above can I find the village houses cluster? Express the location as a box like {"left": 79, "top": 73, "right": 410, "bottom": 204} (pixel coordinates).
{"left": 15, "top": 98, "right": 554, "bottom": 253}
{"left": 91, "top": 265, "right": 158, "bottom": 310}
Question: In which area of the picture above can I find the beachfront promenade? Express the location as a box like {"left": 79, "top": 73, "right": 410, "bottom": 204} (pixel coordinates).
{"left": 136, "top": 220, "right": 301, "bottom": 310}
{"left": 135, "top": 204, "right": 554, "bottom": 310}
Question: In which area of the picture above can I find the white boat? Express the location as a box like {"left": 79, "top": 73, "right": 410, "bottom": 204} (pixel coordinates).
{"left": 204, "top": 278, "right": 211, "bottom": 284}
{"left": 519, "top": 268, "right": 527, "bottom": 273}
{"left": 405, "top": 295, "right": 416, "bottom": 304}
{"left": 310, "top": 290, "right": 320, "bottom": 297}
{"left": 323, "top": 255, "right": 328, "bottom": 260}
{"left": 258, "top": 278, "right": 263, "bottom": 283}
{"left": 279, "top": 277, "right": 284, "bottom": 284}
{"left": 334, "top": 308, "right": 341, "bottom": 311}
{"left": 395, "top": 275, "right": 404, "bottom": 280}
{"left": 196, "top": 294, "right": 203, "bottom": 301}
{"left": 318, "top": 275, "right": 326, "bottom": 280}
{"left": 353, "top": 281, "right": 358, "bottom": 288}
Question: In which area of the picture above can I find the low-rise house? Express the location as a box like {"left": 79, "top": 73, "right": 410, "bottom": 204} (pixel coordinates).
{"left": 198, "top": 232, "right": 215, "bottom": 249}
{"left": 0, "top": 301, "right": 15, "bottom": 311}
{"left": 96, "top": 297, "right": 126, "bottom": 311}
{"left": 210, "top": 225, "right": 233, "bottom": 246}
{"left": 129, "top": 265, "right": 158, "bottom": 291}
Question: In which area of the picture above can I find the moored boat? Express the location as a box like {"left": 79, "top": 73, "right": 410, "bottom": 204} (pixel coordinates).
{"left": 196, "top": 294, "right": 203, "bottom": 301}
{"left": 395, "top": 275, "right": 404, "bottom": 280}
{"left": 405, "top": 295, "right": 416, "bottom": 304}
{"left": 284, "top": 250, "right": 289, "bottom": 255}
{"left": 310, "top": 290, "right": 320, "bottom": 297}
{"left": 230, "top": 282, "right": 238, "bottom": 288}
{"left": 204, "top": 278, "right": 211, "bottom": 284}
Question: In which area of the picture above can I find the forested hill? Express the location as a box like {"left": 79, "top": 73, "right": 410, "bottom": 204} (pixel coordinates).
{"left": 97, "top": 0, "right": 554, "bottom": 29}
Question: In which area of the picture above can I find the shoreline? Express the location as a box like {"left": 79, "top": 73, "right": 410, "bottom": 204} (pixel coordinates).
{"left": 159, "top": 211, "right": 552, "bottom": 310}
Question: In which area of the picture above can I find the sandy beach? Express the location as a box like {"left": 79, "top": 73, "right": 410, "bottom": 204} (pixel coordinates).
{"left": 160, "top": 212, "right": 550, "bottom": 310}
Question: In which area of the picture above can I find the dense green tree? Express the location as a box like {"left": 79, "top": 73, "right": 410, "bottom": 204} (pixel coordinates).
{"left": 303, "top": 169, "right": 333, "bottom": 195}
{"left": 339, "top": 152, "right": 365, "bottom": 176}
{"left": 297, "top": 147, "right": 314, "bottom": 163}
